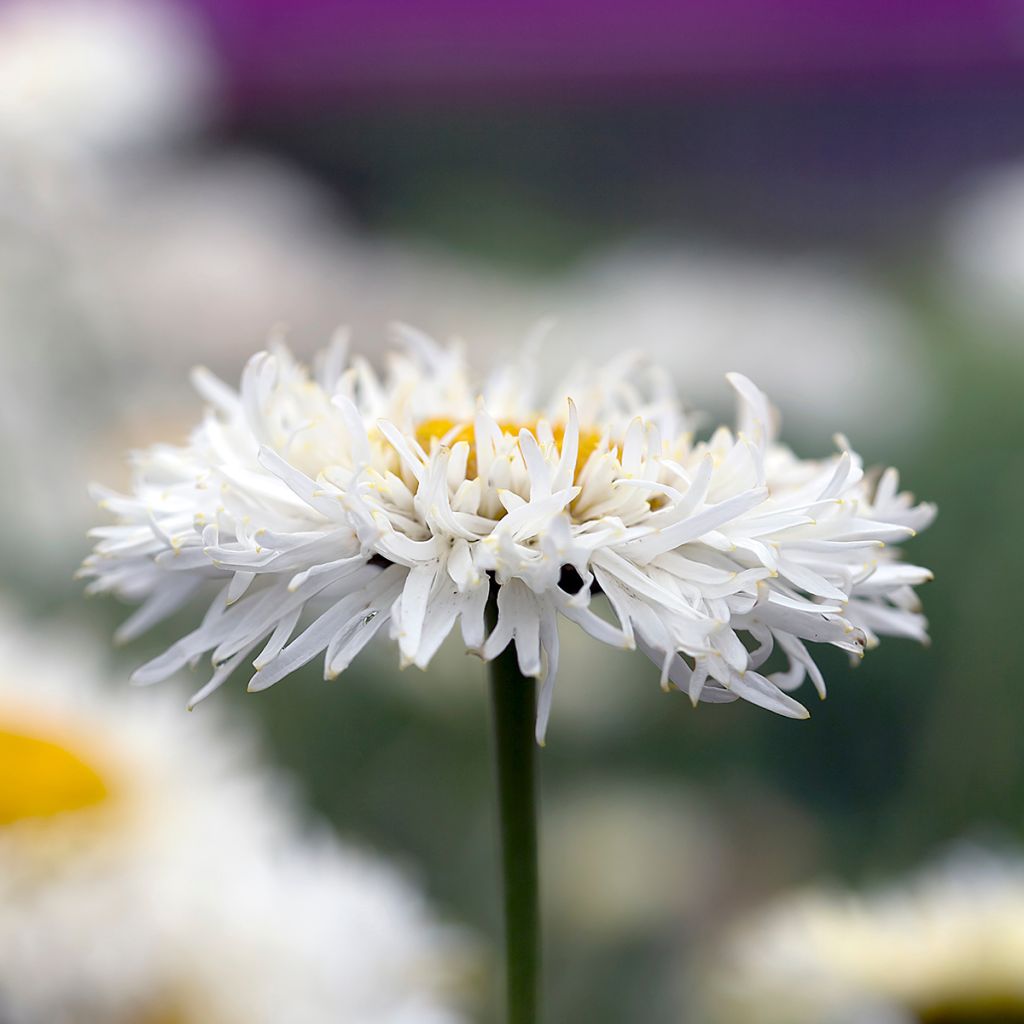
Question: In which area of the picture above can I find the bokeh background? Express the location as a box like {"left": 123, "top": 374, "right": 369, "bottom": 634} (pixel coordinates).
{"left": 3, "top": 1, "right": 1024, "bottom": 1021}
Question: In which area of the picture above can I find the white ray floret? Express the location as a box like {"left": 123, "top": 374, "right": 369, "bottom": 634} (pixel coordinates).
{"left": 83, "top": 326, "right": 935, "bottom": 742}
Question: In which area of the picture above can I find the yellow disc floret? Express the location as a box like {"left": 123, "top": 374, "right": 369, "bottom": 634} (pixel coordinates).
{"left": 414, "top": 417, "right": 607, "bottom": 481}
{"left": 0, "top": 725, "right": 109, "bottom": 824}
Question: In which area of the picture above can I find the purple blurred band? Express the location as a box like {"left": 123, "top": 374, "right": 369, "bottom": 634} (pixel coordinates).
{"left": 184, "top": 0, "right": 1024, "bottom": 108}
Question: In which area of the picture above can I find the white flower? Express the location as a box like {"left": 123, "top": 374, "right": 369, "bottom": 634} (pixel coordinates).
{"left": 0, "top": 0, "right": 216, "bottom": 159}
{"left": 83, "top": 327, "right": 935, "bottom": 742}
{"left": 547, "top": 249, "right": 931, "bottom": 443}
{"left": 699, "top": 849, "right": 1024, "bottom": 1024}
{"left": 0, "top": 609, "right": 467, "bottom": 1023}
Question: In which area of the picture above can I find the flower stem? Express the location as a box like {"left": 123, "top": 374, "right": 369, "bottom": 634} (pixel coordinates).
{"left": 487, "top": 601, "right": 541, "bottom": 1024}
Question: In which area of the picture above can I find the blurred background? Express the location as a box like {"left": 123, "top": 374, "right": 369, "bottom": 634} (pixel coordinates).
{"left": 2, "top": 1, "right": 1024, "bottom": 1021}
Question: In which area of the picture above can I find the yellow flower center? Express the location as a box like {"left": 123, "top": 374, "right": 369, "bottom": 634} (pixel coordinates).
{"left": 0, "top": 725, "right": 110, "bottom": 824}
{"left": 414, "top": 418, "right": 607, "bottom": 480}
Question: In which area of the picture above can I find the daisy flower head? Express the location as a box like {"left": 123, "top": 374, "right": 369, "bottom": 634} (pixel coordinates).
{"left": 699, "top": 849, "right": 1024, "bottom": 1024}
{"left": 0, "top": 608, "right": 468, "bottom": 1024}
{"left": 83, "top": 325, "right": 935, "bottom": 742}
{"left": 0, "top": 0, "right": 216, "bottom": 160}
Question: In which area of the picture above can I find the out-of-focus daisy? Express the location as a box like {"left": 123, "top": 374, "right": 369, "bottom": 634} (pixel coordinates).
{"left": 0, "top": 609, "right": 468, "bottom": 1024}
{"left": 700, "top": 849, "right": 1024, "bottom": 1024}
{"left": 545, "top": 248, "right": 930, "bottom": 443}
{"left": 0, "top": 156, "right": 358, "bottom": 584}
{"left": 83, "top": 328, "right": 934, "bottom": 742}
{"left": 0, "top": 0, "right": 216, "bottom": 159}
{"left": 0, "top": 0, "right": 221, "bottom": 586}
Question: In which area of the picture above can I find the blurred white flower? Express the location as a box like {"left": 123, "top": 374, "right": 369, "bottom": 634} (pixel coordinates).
{"left": 0, "top": 156, "right": 353, "bottom": 581}
{"left": 0, "top": 609, "right": 468, "bottom": 1024}
{"left": 83, "top": 328, "right": 933, "bottom": 741}
{"left": 945, "top": 164, "right": 1024, "bottom": 335}
{"left": 0, "top": 0, "right": 216, "bottom": 159}
{"left": 0, "top": 0, "right": 221, "bottom": 584}
{"left": 546, "top": 249, "right": 930, "bottom": 443}
{"left": 699, "top": 849, "right": 1024, "bottom": 1024}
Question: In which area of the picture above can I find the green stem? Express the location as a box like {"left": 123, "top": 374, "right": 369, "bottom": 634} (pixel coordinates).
{"left": 487, "top": 599, "right": 541, "bottom": 1024}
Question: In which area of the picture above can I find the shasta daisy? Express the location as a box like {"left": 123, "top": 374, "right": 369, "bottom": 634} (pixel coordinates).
{"left": 83, "top": 326, "right": 935, "bottom": 742}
